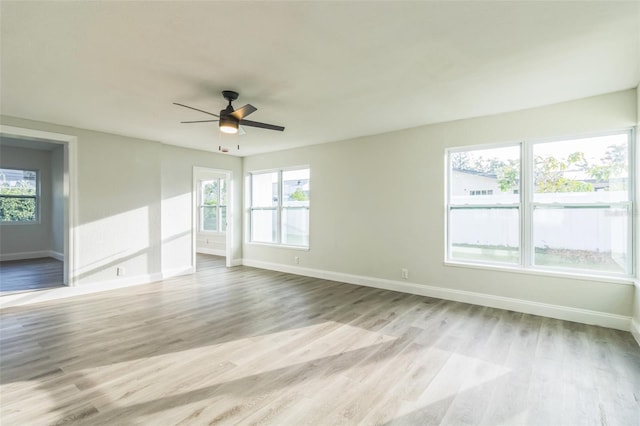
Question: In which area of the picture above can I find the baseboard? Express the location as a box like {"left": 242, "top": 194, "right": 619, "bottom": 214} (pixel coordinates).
{"left": 242, "top": 259, "right": 632, "bottom": 332}
{"left": 229, "top": 258, "right": 243, "bottom": 267}
{"left": 197, "top": 248, "right": 226, "bottom": 256}
{"left": 632, "top": 279, "right": 640, "bottom": 346}
{"left": 631, "top": 319, "right": 640, "bottom": 348}
{"left": 0, "top": 250, "right": 51, "bottom": 262}
{"left": 0, "top": 272, "right": 163, "bottom": 309}
{"left": 49, "top": 250, "right": 64, "bottom": 261}
{"left": 162, "top": 266, "right": 195, "bottom": 279}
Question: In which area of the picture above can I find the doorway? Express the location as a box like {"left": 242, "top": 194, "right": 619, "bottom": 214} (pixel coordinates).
{"left": 0, "top": 125, "right": 77, "bottom": 291}
{"left": 192, "top": 166, "right": 233, "bottom": 271}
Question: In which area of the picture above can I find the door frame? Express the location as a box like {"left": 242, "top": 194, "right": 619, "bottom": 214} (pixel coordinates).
{"left": 192, "top": 166, "right": 233, "bottom": 268}
{"left": 0, "top": 125, "right": 78, "bottom": 286}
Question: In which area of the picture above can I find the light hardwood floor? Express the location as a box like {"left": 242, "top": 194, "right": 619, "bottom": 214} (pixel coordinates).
{"left": 196, "top": 253, "right": 226, "bottom": 271}
{"left": 1, "top": 257, "right": 639, "bottom": 425}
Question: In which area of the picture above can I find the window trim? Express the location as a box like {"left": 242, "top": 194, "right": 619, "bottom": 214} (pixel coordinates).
{"left": 0, "top": 167, "right": 40, "bottom": 225}
{"left": 248, "top": 165, "right": 310, "bottom": 248}
{"left": 445, "top": 128, "right": 634, "bottom": 279}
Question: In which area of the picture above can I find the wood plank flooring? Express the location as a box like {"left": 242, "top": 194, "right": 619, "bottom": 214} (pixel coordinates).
{"left": 0, "top": 257, "right": 64, "bottom": 294}
{"left": 1, "top": 257, "right": 639, "bottom": 425}
{"left": 196, "top": 253, "right": 226, "bottom": 271}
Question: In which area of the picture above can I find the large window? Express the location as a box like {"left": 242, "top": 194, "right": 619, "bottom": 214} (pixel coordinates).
{"left": 199, "top": 178, "right": 226, "bottom": 232}
{"left": 449, "top": 145, "right": 521, "bottom": 265}
{"left": 250, "top": 167, "right": 310, "bottom": 247}
{"left": 0, "top": 168, "right": 39, "bottom": 223}
{"left": 447, "top": 130, "right": 633, "bottom": 277}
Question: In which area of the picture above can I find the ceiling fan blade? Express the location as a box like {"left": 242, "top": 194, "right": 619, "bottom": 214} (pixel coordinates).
{"left": 173, "top": 102, "right": 219, "bottom": 118}
{"left": 230, "top": 104, "right": 257, "bottom": 120}
{"left": 180, "top": 120, "right": 219, "bottom": 124}
{"left": 239, "top": 119, "right": 285, "bottom": 132}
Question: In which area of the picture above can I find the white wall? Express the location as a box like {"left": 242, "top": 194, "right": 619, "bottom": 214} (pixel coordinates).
{"left": 160, "top": 145, "right": 240, "bottom": 274}
{"left": 243, "top": 89, "right": 637, "bottom": 325}
{"left": 0, "top": 145, "right": 52, "bottom": 259}
{"left": 0, "top": 115, "right": 242, "bottom": 286}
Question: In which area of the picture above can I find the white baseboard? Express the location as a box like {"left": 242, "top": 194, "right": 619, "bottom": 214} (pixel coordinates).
{"left": 0, "top": 250, "right": 51, "bottom": 261}
{"left": 0, "top": 250, "right": 64, "bottom": 262}
{"left": 242, "top": 259, "right": 632, "bottom": 332}
{"left": 631, "top": 319, "right": 640, "bottom": 348}
{"left": 49, "top": 251, "right": 64, "bottom": 261}
{"left": 229, "top": 258, "right": 243, "bottom": 267}
{"left": 0, "top": 272, "right": 163, "bottom": 309}
{"left": 197, "top": 248, "right": 226, "bottom": 256}
{"left": 162, "top": 266, "right": 195, "bottom": 280}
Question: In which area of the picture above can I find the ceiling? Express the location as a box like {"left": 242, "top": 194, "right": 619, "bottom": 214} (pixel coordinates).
{"left": 1, "top": 1, "right": 639, "bottom": 157}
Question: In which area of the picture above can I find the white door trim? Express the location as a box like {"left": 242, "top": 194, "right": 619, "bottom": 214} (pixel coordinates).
{"left": 192, "top": 166, "right": 233, "bottom": 268}
{"left": 0, "top": 125, "right": 78, "bottom": 286}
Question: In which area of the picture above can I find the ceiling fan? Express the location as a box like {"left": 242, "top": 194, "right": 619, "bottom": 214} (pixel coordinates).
{"left": 174, "top": 90, "right": 285, "bottom": 135}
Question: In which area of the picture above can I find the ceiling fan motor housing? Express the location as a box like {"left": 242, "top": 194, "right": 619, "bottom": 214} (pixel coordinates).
{"left": 222, "top": 90, "right": 239, "bottom": 102}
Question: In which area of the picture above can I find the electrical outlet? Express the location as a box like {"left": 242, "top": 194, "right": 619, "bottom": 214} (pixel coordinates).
{"left": 294, "top": 256, "right": 300, "bottom": 264}
{"left": 117, "top": 267, "right": 126, "bottom": 276}
{"left": 401, "top": 268, "right": 409, "bottom": 280}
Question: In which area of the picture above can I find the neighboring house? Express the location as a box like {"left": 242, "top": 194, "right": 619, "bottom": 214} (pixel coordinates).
{"left": 450, "top": 169, "right": 504, "bottom": 197}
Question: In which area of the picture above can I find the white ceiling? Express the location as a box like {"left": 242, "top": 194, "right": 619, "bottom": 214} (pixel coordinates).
{"left": 1, "top": 1, "right": 639, "bottom": 157}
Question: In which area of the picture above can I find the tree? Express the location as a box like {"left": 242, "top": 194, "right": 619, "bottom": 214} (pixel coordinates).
{"left": 451, "top": 152, "right": 520, "bottom": 193}
{"left": 496, "top": 162, "right": 519, "bottom": 192}
{"left": 587, "top": 144, "right": 627, "bottom": 189}
{"left": 203, "top": 182, "right": 218, "bottom": 206}
{"left": 0, "top": 186, "right": 37, "bottom": 222}
{"left": 534, "top": 152, "right": 593, "bottom": 193}
{"left": 451, "top": 151, "right": 471, "bottom": 171}
{"left": 289, "top": 188, "right": 308, "bottom": 201}
{"left": 452, "top": 146, "right": 629, "bottom": 194}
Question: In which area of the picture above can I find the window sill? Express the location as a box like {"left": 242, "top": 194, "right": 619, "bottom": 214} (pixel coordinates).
{"left": 444, "top": 260, "right": 634, "bottom": 286}
{"left": 246, "top": 241, "right": 310, "bottom": 251}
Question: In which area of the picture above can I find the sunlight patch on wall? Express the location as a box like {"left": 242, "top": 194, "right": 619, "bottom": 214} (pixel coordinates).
{"left": 76, "top": 206, "right": 150, "bottom": 279}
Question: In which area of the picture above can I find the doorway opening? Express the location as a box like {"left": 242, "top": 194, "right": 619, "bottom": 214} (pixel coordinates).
{"left": 192, "top": 166, "right": 233, "bottom": 272}
{"left": 0, "top": 125, "right": 77, "bottom": 293}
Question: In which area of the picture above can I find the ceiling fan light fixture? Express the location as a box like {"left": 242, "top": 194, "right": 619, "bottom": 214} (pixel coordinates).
{"left": 175, "top": 90, "right": 285, "bottom": 134}
{"left": 219, "top": 116, "right": 238, "bottom": 134}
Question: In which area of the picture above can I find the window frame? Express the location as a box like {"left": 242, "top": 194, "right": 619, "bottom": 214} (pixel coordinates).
{"left": 445, "top": 128, "right": 634, "bottom": 280}
{"left": 198, "top": 178, "right": 226, "bottom": 234}
{"left": 0, "top": 167, "right": 40, "bottom": 224}
{"left": 446, "top": 141, "right": 523, "bottom": 267}
{"left": 248, "top": 166, "right": 310, "bottom": 249}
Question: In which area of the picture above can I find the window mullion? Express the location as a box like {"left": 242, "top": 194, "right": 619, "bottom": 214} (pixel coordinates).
{"left": 278, "top": 170, "right": 283, "bottom": 244}
{"left": 521, "top": 140, "right": 532, "bottom": 269}
{"left": 217, "top": 178, "right": 222, "bottom": 232}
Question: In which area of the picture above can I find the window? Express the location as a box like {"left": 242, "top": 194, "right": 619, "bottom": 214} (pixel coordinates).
{"left": 0, "top": 168, "right": 39, "bottom": 223}
{"left": 199, "top": 178, "right": 226, "bottom": 232}
{"left": 250, "top": 167, "right": 310, "bottom": 247}
{"left": 448, "top": 145, "right": 521, "bottom": 265}
{"left": 447, "top": 130, "right": 633, "bottom": 277}
{"left": 531, "top": 133, "right": 631, "bottom": 275}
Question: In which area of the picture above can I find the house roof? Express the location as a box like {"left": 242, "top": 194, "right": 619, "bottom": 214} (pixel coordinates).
{"left": 1, "top": 1, "right": 638, "bottom": 157}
